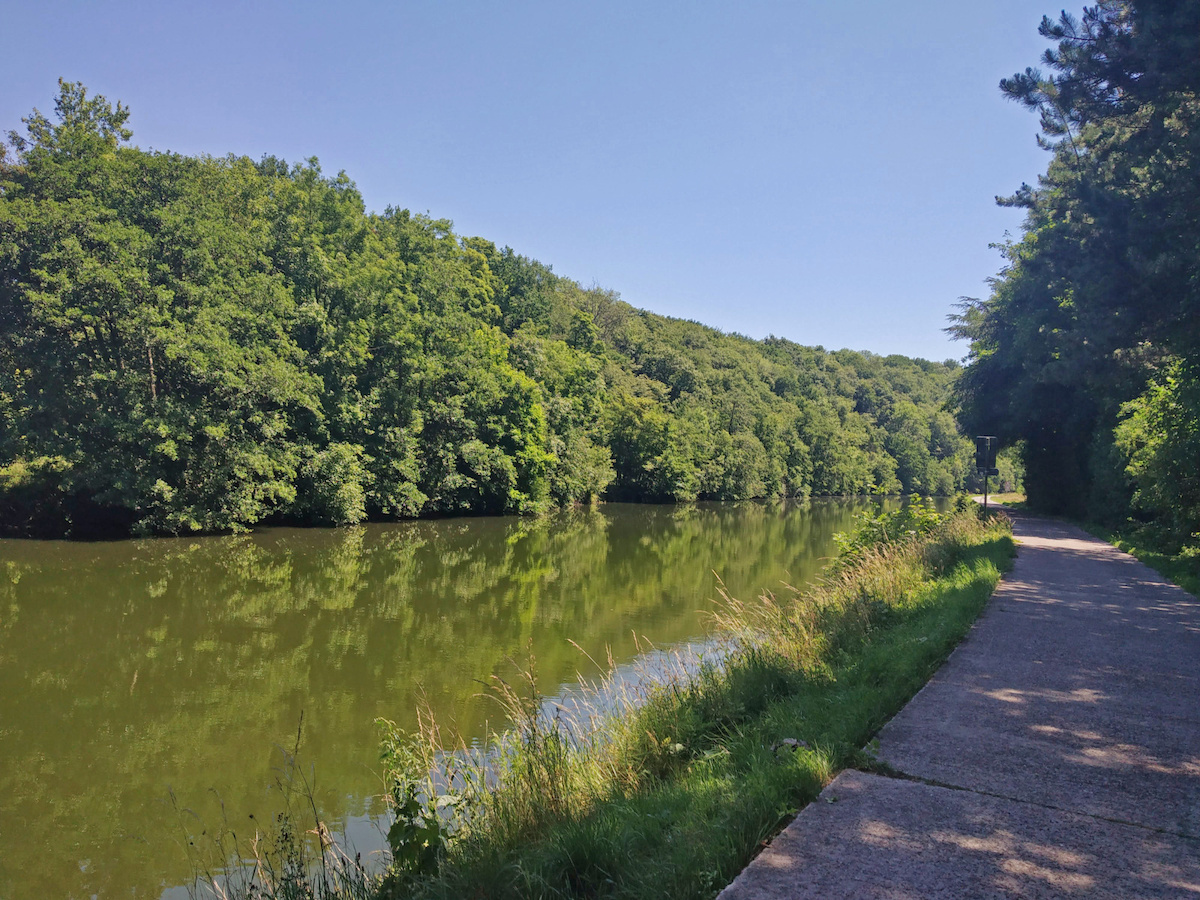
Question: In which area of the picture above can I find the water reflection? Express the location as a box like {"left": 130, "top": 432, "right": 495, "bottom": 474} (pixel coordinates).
{"left": 0, "top": 499, "right": 896, "bottom": 898}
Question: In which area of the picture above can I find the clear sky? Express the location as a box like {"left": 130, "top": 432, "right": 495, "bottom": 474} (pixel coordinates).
{"left": 1, "top": 0, "right": 1058, "bottom": 361}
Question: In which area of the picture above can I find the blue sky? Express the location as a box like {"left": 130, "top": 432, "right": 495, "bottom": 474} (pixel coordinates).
{"left": 2, "top": 0, "right": 1058, "bottom": 361}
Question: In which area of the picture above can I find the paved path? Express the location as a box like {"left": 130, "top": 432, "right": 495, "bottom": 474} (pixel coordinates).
{"left": 719, "top": 512, "right": 1200, "bottom": 899}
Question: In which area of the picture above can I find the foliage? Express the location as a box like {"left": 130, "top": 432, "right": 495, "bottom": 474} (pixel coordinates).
{"left": 1115, "top": 358, "right": 1200, "bottom": 546}
{"left": 831, "top": 496, "right": 945, "bottom": 569}
{"left": 3, "top": 81, "right": 972, "bottom": 536}
{"left": 951, "top": 1, "right": 1200, "bottom": 550}
{"left": 378, "top": 719, "right": 466, "bottom": 883}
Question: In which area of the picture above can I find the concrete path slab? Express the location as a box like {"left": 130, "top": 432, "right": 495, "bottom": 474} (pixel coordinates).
{"left": 878, "top": 514, "right": 1200, "bottom": 838}
{"left": 718, "top": 770, "right": 1200, "bottom": 899}
{"left": 719, "top": 512, "right": 1200, "bottom": 898}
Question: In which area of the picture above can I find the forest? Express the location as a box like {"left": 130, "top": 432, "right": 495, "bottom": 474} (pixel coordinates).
{"left": 952, "top": 0, "right": 1200, "bottom": 553}
{"left": 0, "top": 83, "right": 975, "bottom": 537}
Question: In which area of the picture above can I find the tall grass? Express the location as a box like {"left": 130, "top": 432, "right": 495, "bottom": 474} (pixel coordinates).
{"left": 373, "top": 501, "right": 1013, "bottom": 899}
{"left": 186, "top": 501, "right": 1014, "bottom": 900}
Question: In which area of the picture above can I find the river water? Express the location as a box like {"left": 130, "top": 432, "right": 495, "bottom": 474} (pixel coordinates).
{"left": 0, "top": 498, "right": 901, "bottom": 898}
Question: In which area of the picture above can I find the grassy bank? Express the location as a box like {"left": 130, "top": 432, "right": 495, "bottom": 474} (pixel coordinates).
{"left": 974, "top": 491, "right": 1025, "bottom": 506}
{"left": 197, "top": 501, "right": 1014, "bottom": 900}
{"left": 378, "top": 501, "right": 1014, "bottom": 899}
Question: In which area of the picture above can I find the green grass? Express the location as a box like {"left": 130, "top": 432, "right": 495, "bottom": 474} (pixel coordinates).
{"left": 973, "top": 491, "right": 1026, "bottom": 506}
{"left": 375, "top": 508, "right": 1015, "bottom": 900}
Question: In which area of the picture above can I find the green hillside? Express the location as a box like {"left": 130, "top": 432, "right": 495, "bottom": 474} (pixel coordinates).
{"left": 1, "top": 81, "right": 972, "bottom": 536}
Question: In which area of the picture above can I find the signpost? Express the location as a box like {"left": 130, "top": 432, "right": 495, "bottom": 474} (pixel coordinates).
{"left": 975, "top": 435, "right": 999, "bottom": 512}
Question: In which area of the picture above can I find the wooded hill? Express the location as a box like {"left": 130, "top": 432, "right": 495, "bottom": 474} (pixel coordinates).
{"left": 1, "top": 82, "right": 973, "bottom": 536}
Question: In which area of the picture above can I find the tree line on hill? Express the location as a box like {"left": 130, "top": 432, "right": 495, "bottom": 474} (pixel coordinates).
{"left": 1, "top": 81, "right": 975, "bottom": 537}
{"left": 952, "top": 0, "right": 1200, "bottom": 550}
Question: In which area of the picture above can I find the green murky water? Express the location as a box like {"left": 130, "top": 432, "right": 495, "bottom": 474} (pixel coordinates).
{"left": 0, "top": 499, "right": 902, "bottom": 899}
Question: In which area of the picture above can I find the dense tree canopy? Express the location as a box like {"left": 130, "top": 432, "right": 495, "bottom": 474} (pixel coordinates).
{"left": 952, "top": 1, "right": 1200, "bottom": 545}
{"left": 1, "top": 81, "right": 974, "bottom": 536}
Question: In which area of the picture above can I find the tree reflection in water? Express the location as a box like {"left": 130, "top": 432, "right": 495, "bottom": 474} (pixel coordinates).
{"left": 0, "top": 498, "right": 914, "bottom": 898}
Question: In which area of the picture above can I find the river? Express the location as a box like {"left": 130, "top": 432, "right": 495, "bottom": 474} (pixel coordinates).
{"left": 0, "top": 498, "right": 906, "bottom": 898}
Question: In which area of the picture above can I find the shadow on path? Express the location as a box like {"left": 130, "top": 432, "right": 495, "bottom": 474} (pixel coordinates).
{"left": 720, "top": 512, "right": 1200, "bottom": 899}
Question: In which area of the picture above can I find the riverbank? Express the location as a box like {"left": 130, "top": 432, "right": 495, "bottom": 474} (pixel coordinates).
{"left": 207, "top": 500, "right": 1013, "bottom": 899}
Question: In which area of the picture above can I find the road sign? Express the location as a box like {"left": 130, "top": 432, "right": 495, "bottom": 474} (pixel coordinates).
{"left": 976, "top": 436, "right": 1000, "bottom": 513}
{"left": 975, "top": 435, "right": 998, "bottom": 471}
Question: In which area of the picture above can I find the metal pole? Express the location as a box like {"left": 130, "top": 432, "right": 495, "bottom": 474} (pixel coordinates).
{"left": 984, "top": 472, "right": 989, "bottom": 513}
